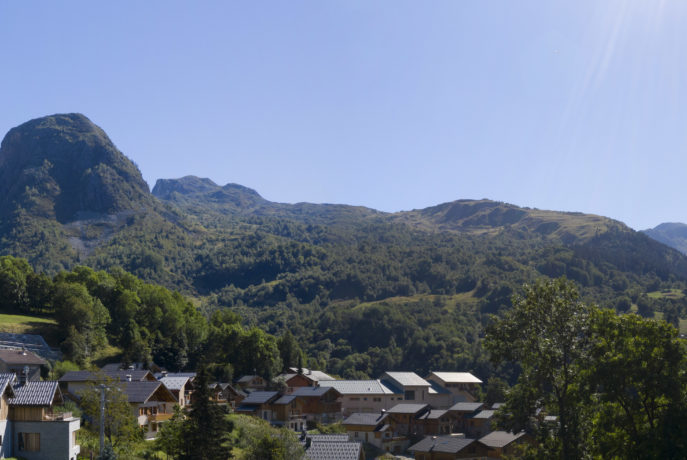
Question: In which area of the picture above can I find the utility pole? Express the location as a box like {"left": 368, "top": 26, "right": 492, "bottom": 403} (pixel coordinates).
{"left": 99, "top": 383, "right": 106, "bottom": 457}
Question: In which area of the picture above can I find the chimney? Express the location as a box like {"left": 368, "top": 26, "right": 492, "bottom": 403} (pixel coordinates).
{"left": 126, "top": 374, "right": 132, "bottom": 382}
{"left": 161, "top": 370, "right": 168, "bottom": 378}
{"left": 21, "top": 365, "right": 29, "bottom": 385}
{"left": 305, "top": 437, "right": 312, "bottom": 449}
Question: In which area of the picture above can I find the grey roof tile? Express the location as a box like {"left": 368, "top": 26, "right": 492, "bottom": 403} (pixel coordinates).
{"left": 449, "top": 402, "right": 484, "bottom": 412}
{"left": 240, "top": 391, "right": 279, "bottom": 405}
{"left": 471, "top": 409, "right": 495, "bottom": 419}
{"left": 274, "top": 395, "right": 297, "bottom": 405}
{"left": 409, "top": 435, "right": 476, "bottom": 453}
{"left": 478, "top": 431, "right": 527, "bottom": 448}
{"left": 304, "top": 440, "right": 362, "bottom": 460}
{"left": 121, "top": 381, "right": 175, "bottom": 403}
{"left": 386, "top": 403, "right": 430, "bottom": 415}
{"left": 10, "top": 381, "right": 59, "bottom": 406}
{"left": 291, "top": 386, "right": 338, "bottom": 397}
{"left": 159, "top": 376, "right": 189, "bottom": 391}
{"left": 343, "top": 412, "right": 388, "bottom": 426}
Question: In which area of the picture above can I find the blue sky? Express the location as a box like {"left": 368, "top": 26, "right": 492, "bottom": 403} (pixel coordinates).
{"left": 1, "top": 1, "right": 686, "bottom": 230}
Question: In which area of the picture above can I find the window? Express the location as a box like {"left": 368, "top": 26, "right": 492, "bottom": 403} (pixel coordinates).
{"left": 373, "top": 397, "right": 381, "bottom": 402}
{"left": 404, "top": 390, "right": 415, "bottom": 400}
{"left": 19, "top": 432, "right": 40, "bottom": 452}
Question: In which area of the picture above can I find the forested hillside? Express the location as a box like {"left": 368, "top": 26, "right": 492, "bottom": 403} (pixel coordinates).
{"left": 1, "top": 113, "right": 686, "bottom": 380}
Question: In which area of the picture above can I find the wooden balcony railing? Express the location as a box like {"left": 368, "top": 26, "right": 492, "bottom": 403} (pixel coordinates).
{"left": 149, "top": 413, "right": 173, "bottom": 422}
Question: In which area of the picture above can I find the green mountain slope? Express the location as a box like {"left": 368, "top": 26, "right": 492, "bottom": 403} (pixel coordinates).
{"left": 1, "top": 114, "right": 686, "bottom": 377}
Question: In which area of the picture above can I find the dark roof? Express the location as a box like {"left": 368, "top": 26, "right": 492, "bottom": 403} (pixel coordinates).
{"left": 386, "top": 403, "right": 430, "bottom": 415}
{"left": 122, "top": 381, "right": 176, "bottom": 404}
{"left": 274, "top": 395, "right": 297, "bottom": 405}
{"left": 10, "top": 381, "right": 60, "bottom": 406}
{"left": 0, "top": 349, "right": 47, "bottom": 365}
{"left": 103, "top": 370, "right": 155, "bottom": 381}
{"left": 240, "top": 391, "right": 280, "bottom": 405}
{"left": 304, "top": 440, "right": 362, "bottom": 460}
{"left": 59, "top": 370, "right": 99, "bottom": 382}
{"left": 479, "top": 431, "right": 527, "bottom": 448}
{"left": 409, "top": 435, "right": 476, "bottom": 454}
{"left": 449, "top": 402, "right": 484, "bottom": 412}
{"left": 343, "top": 412, "right": 388, "bottom": 426}
{"left": 235, "top": 405, "right": 258, "bottom": 412}
{"left": 237, "top": 375, "right": 262, "bottom": 383}
{"left": 418, "top": 409, "right": 448, "bottom": 420}
{"left": 59, "top": 369, "right": 154, "bottom": 383}
{"left": 291, "top": 386, "right": 339, "bottom": 397}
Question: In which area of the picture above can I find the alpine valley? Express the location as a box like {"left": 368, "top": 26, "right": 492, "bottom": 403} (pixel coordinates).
{"left": 1, "top": 113, "right": 686, "bottom": 379}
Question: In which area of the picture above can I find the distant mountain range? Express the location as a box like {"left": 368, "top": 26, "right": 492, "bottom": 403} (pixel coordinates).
{"left": 642, "top": 223, "right": 687, "bottom": 255}
{"left": 1, "top": 113, "right": 685, "bottom": 306}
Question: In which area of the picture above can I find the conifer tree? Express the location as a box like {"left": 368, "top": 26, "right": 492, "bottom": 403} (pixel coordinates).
{"left": 181, "top": 365, "right": 233, "bottom": 459}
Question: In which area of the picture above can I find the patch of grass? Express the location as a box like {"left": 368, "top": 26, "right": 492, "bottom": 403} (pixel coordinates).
{"left": 648, "top": 289, "right": 684, "bottom": 300}
{"left": 0, "top": 313, "right": 61, "bottom": 346}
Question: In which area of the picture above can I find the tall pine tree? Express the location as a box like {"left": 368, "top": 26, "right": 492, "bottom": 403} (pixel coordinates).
{"left": 182, "top": 365, "right": 233, "bottom": 459}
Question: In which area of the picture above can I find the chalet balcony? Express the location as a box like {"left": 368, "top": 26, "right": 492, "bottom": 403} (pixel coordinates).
{"left": 149, "top": 413, "right": 174, "bottom": 422}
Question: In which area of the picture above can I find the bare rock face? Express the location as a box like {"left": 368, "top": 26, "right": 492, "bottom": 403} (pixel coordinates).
{"left": 0, "top": 113, "right": 152, "bottom": 222}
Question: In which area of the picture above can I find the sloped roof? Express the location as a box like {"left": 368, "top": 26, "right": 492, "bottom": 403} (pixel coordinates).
{"left": 382, "top": 372, "right": 430, "bottom": 387}
{"left": 0, "top": 349, "right": 47, "bottom": 365}
{"left": 291, "top": 386, "right": 339, "bottom": 398}
{"left": 418, "top": 409, "right": 448, "bottom": 420}
{"left": 274, "top": 395, "right": 297, "bottom": 405}
{"left": 287, "top": 368, "right": 336, "bottom": 382}
{"left": 159, "top": 376, "right": 189, "bottom": 391}
{"left": 122, "top": 381, "right": 176, "bottom": 404}
{"left": 154, "top": 372, "right": 196, "bottom": 380}
{"left": 449, "top": 402, "right": 484, "bottom": 412}
{"left": 240, "top": 391, "right": 280, "bottom": 405}
{"left": 104, "top": 370, "right": 155, "bottom": 381}
{"left": 429, "top": 372, "right": 482, "bottom": 384}
{"left": 307, "top": 434, "right": 350, "bottom": 442}
{"left": 237, "top": 374, "right": 262, "bottom": 383}
{"left": 409, "top": 435, "right": 476, "bottom": 454}
{"left": 319, "top": 379, "right": 399, "bottom": 395}
{"left": 343, "top": 412, "right": 388, "bottom": 426}
{"left": 0, "top": 375, "right": 15, "bottom": 398}
{"left": 479, "top": 431, "right": 527, "bottom": 448}
{"left": 304, "top": 440, "right": 362, "bottom": 460}
{"left": 471, "top": 409, "right": 495, "bottom": 419}
{"left": 59, "top": 370, "right": 99, "bottom": 382}
{"left": 491, "top": 402, "right": 504, "bottom": 409}
{"left": 60, "top": 370, "right": 154, "bottom": 383}
{"left": 386, "top": 403, "right": 430, "bottom": 415}
{"left": 10, "top": 381, "right": 60, "bottom": 406}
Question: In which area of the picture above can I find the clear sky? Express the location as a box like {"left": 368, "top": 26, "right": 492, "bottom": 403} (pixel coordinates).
{"left": 1, "top": 1, "right": 686, "bottom": 230}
